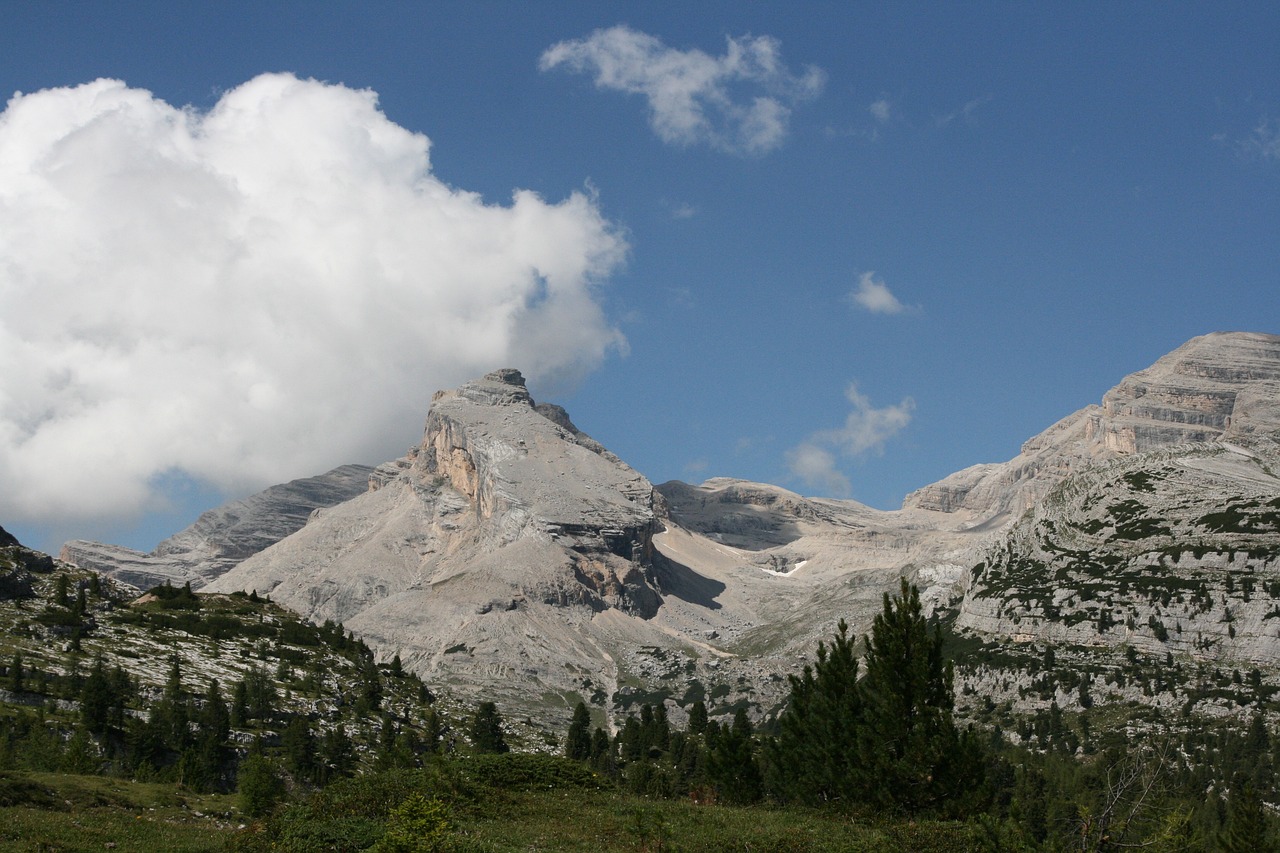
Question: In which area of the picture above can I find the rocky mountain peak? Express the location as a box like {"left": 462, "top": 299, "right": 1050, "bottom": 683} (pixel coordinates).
{"left": 1093, "top": 331, "right": 1280, "bottom": 453}
{"left": 432, "top": 368, "right": 533, "bottom": 409}
{"left": 904, "top": 331, "right": 1280, "bottom": 517}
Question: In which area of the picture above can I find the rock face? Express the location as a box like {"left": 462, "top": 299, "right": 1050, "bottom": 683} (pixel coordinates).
{"left": 61, "top": 465, "right": 374, "bottom": 590}
{"left": 904, "top": 332, "right": 1280, "bottom": 519}
{"left": 64, "top": 333, "right": 1280, "bottom": 730}
{"left": 205, "top": 370, "right": 670, "bottom": 721}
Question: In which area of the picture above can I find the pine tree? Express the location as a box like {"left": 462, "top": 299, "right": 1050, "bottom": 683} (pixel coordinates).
{"left": 708, "top": 709, "right": 761, "bottom": 805}
{"left": 1220, "top": 782, "right": 1276, "bottom": 853}
{"left": 469, "top": 701, "right": 509, "bottom": 754}
{"left": 238, "top": 739, "right": 284, "bottom": 818}
{"left": 422, "top": 706, "right": 443, "bottom": 754}
{"left": 8, "top": 651, "right": 22, "bottom": 693}
{"left": 281, "top": 716, "right": 317, "bottom": 783}
{"left": 688, "top": 700, "right": 708, "bottom": 736}
{"left": 565, "top": 701, "right": 592, "bottom": 761}
{"left": 79, "top": 657, "right": 113, "bottom": 736}
{"left": 199, "top": 680, "right": 230, "bottom": 744}
{"left": 771, "top": 617, "right": 863, "bottom": 803}
{"left": 856, "top": 578, "right": 972, "bottom": 814}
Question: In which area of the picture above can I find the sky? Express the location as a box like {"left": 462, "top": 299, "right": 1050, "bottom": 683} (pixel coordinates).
{"left": 1, "top": 2, "right": 1277, "bottom": 554}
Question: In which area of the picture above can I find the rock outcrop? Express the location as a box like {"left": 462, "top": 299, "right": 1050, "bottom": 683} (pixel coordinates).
{"left": 204, "top": 370, "right": 671, "bottom": 721}
{"left": 61, "top": 465, "right": 374, "bottom": 590}
{"left": 61, "top": 333, "right": 1280, "bottom": 730}
{"left": 904, "top": 332, "right": 1280, "bottom": 518}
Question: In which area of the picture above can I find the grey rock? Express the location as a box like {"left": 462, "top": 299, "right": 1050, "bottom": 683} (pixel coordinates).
{"left": 61, "top": 464, "right": 374, "bottom": 590}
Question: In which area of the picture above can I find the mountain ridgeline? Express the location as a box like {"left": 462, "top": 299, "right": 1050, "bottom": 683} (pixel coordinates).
{"left": 56, "top": 332, "right": 1280, "bottom": 738}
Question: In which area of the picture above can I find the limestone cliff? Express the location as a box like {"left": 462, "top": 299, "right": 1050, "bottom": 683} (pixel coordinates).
{"left": 61, "top": 464, "right": 373, "bottom": 590}
{"left": 904, "top": 332, "right": 1280, "bottom": 518}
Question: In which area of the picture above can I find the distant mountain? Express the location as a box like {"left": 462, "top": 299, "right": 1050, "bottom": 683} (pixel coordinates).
{"left": 61, "top": 464, "right": 374, "bottom": 590}
{"left": 65, "top": 333, "right": 1280, "bottom": 733}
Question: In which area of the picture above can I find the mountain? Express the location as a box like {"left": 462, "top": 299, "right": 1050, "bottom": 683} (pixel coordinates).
{"left": 60, "top": 464, "right": 374, "bottom": 590}
{"left": 66, "top": 333, "right": 1280, "bottom": 732}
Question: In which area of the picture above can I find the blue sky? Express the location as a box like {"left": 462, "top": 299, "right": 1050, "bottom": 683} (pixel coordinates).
{"left": 1, "top": 2, "right": 1277, "bottom": 553}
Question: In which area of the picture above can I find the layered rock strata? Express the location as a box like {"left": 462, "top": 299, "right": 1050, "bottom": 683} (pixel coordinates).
{"left": 61, "top": 465, "right": 374, "bottom": 590}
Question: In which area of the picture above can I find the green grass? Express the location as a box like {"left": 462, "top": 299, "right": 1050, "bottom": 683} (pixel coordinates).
{"left": 0, "top": 771, "right": 237, "bottom": 852}
{"left": 462, "top": 788, "right": 980, "bottom": 852}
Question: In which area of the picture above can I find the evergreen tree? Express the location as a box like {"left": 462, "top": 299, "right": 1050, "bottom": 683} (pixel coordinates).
{"left": 688, "top": 700, "right": 708, "bottom": 736}
{"left": 422, "top": 706, "right": 443, "bottom": 754}
{"left": 771, "top": 617, "right": 863, "bottom": 804}
{"left": 708, "top": 709, "right": 761, "bottom": 805}
{"left": 238, "top": 739, "right": 284, "bottom": 818}
{"left": 469, "top": 701, "right": 509, "bottom": 754}
{"left": 54, "top": 573, "right": 70, "bottom": 607}
{"left": 79, "top": 657, "right": 113, "bottom": 736}
{"left": 281, "top": 716, "right": 316, "bottom": 783}
{"left": 157, "top": 655, "right": 190, "bottom": 750}
{"left": 8, "top": 651, "right": 22, "bottom": 693}
{"left": 199, "top": 679, "right": 230, "bottom": 744}
{"left": 856, "top": 578, "right": 971, "bottom": 814}
{"left": 565, "top": 701, "right": 592, "bottom": 761}
{"left": 1220, "top": 783, "right": 1275, "bottom": 853}
{"left": 230, "top": 679, "right": 249, "bottom": 729}
{"left": 319, "top": 724, "right": 356, "bottom": 782}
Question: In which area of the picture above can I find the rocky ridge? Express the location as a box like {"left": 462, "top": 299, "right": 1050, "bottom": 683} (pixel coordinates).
{"left": 61, "top": 332, "right": 1280, "bottom": 733}
{"left": 60, "top": 464, "right": 374, "bottom": 590}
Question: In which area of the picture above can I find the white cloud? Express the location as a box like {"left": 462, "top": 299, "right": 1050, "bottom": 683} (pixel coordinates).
{"left": 787, "top": 383, "right": 914, "bottom": 495}
{"left": 869, "top": 97, "right": 891, "bottom": 124}
{"left": 1244, "top": 118, "right": 1280, "bottom": 161}
{"left": 785, "top": 443, "right": 849, "bottom": 495}
{"left": 540, "top": 25, "right": 824, "bottom": 155}
{"left": 849, "top": 271, "right": 907, "bottom": 314}
{"left": 935, "top": 94, "right": 993, "bottom": 127}
{"left": 0, "top": 74, "right": 627, "bottom": 528}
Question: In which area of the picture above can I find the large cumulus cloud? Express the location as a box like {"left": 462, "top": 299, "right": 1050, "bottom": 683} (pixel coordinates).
{"left": 0, "top": 73, "right": 626, "bottom": 527}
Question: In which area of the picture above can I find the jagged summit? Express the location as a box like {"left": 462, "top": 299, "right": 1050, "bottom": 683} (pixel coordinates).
{"left": 203, "top": 370, "right": 669, "bottom": 718}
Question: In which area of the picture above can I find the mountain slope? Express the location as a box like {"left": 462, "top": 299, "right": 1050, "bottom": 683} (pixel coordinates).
{"left": 67, "top": 333, "right": 1280, "bottom": 731}
{"left": 61, "top": 464, "right": 374, "bottom": 590}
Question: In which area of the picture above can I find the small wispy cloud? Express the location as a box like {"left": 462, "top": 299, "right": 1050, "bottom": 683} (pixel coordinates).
{"left": 869, "top": 97, "right": 892, "bottom": 124}
{"left": 785, "top": 443, "right": 848, "bottom": 494}
{"left": 935, "top": 94, "right": 993, "bottom": 127}
{"left": 786, "top": 383, "right": 915, "bottom": 495}
{"left": 1242, "top": 118, "right": 1280, "bottom": 162}
{"left": 849, "top": 271, "right": 909, "bottom": 315}
{"left": 671, "top": 202, "right": 698, "bottom": 219}
{"left": 540, "top": 25, "right": 825, "bottom": 156}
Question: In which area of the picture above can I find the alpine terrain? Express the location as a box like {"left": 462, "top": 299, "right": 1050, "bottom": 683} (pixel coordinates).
{"left": 62, "top": 332, "right": 1280, "bottom": 735}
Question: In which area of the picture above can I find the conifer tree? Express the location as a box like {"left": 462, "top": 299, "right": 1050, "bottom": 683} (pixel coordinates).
{"left": 469, "top": 701, "right": 509, "bottom": 754}
{"left": 79, "top": 657, "right": 113, "bottom": 736}
{"left": 708, "top": 709, "right": 761, "bottom": 805}
{"left": 8, "top": 651, "right": 22, "bottom": 693}
{"left": 238, "top": 738, "right": 284, "bottom": 818}
{"left": 856, "top": 578, "right": 970, "bottom": 814}
{"left": 772, "top": 617, "right": 862, "bottom": 804}
{"left": 688, "top": 700, "right": 708, "bottom": 736}
{"left": 565, "top": 701, "right": 592, "bottom": 761}
{"left": 1220, "top": 782, "right": 1275, "bottom": 853}
{"left": 422, "top": 706, "right": 443, "bottom": 754}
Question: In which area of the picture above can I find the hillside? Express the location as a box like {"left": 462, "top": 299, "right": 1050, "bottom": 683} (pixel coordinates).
{"left": 56, "top": 332, "right": 1280, "bottom": 739}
